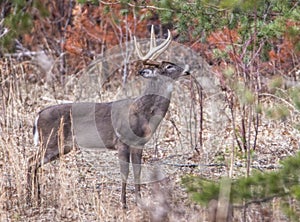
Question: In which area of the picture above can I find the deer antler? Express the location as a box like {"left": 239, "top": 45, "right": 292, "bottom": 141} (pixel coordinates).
{"left": 134, "top": 25, "right": 172, "bottom": 62}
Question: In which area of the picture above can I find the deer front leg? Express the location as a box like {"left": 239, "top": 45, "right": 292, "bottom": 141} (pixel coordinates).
{"left": 131, "top": 147, "right": 143, "bottom": 205}
{"left": 118, "top": 143, "right": 130, "bottom": 209}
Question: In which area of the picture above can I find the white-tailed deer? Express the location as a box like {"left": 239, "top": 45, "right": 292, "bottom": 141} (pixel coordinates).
{"left": 28, "top": 26, "right": 190, "bottom": 208}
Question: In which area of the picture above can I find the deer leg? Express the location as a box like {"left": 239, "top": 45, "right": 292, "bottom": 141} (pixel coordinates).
{"left": 27, "top": 157, "right": 34, "bottom": 204}
{"left": 131, "top": 147, "right": 143, "bottom": 205}
{"left": 27, "top": 155, "right": 41, "bottom": 205}
{"left": 27, "top": 145, "right": 60, "bottom": 205}
{"left": 118, "top": 143, "right": 130, "bottom": 209}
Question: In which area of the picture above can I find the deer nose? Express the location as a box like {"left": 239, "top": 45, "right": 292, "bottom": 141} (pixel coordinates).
{"left": 184, "top": 70, "right": 190, "bottom": 75}
{"left": 183, "top": 64, "right": 190, "bottom": 75}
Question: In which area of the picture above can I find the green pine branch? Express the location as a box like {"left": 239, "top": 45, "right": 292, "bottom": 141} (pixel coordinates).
{"left": 182, "top": 151, "right": 300, "bottom": 219}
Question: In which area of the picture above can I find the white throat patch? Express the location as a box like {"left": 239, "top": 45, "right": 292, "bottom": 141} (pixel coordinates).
{"left": 166, "top": 82, "right": 173, "bottom": 93}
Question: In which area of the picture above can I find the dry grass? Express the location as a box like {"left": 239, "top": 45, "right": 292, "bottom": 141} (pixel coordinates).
{"left": 1, "top": 52, "right": 300, "bottom": 222}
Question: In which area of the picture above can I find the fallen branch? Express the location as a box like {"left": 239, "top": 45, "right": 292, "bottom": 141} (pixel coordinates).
{"left": 159, "top": 161, "right": 281, "bottom": 170}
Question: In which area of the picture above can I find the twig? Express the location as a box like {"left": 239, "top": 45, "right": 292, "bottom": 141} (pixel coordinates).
{"left": 159, "top": 161, "right": 281, "bottom": 170}
{"left": 161, "top": 162, "right": 226, "bottom": 168}
{"left": 41, "top": 96, "right": 72, "bottom": 104}
{"left": 259, "top": 93, "right": 300, "bottom": 114}
{"left": 3, "top": 51, "right": 45, "bottom": 58}
{"left": 233, "top": 193, "right": 288, "bottom": 209}
{"left": 127, "top": 3, "right": 175, "bottom": 12}
{"left": 0, "top": 27, "right": 9, "bottom": 38}
{"left": 99, "top": 1, "right": 175, "bottom": 12}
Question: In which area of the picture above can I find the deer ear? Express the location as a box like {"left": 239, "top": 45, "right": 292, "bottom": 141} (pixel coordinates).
{"left": 139, "top": 69, "right": 157, "bottom": 78}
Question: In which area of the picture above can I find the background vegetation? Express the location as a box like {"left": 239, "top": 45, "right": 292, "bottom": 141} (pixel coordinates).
{"left": 1, "top": 0, "right": 300, "bottom": 221}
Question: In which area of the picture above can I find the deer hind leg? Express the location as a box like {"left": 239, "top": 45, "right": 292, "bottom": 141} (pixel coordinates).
{"left": 27, "top": 152, "right": 47, "bottom": 205}
{"left": 131, "top": 147, "right": 143, "bottom": 205}
{"left": 118, "top": 143, "right": 130, "bottom": 209}
{"left": 27, "top": 155, "right": 41, "bottom": 205}
{"left": 27, "top": 144, "right": 60, "bottom": 205}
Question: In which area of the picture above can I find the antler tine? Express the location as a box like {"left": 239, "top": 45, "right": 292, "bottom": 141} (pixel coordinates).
{"left": 149, "top": 29, "right": 172, "bottom": 60}
{"left": 134, "top": 27, "right": 172, "bottom": 62}
{"left": 149, "top": 25, "right": 156, "bottom": 50}
{"left": 134, "top": 36, "right": 144, "bottom": 59}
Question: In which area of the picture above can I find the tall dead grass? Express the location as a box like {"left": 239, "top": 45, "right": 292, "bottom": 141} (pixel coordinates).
{"left": 1, "top": 50, "right": 299, "bottom": 221}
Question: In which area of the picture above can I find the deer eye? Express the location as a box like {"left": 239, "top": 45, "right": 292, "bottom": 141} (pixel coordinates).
{"left": 166, "top": 64, "right": 174, "bottom": 69}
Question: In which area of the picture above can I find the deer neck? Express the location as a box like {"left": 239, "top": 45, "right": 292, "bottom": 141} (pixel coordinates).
{"left": 112, "top": 77, "right": 175, "bottom": 146}
{"left": 133, "top": 77, "right": 174, "bottom": 116}
{"left": 145, "top": 77, "right": 174, "bottom": 99}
